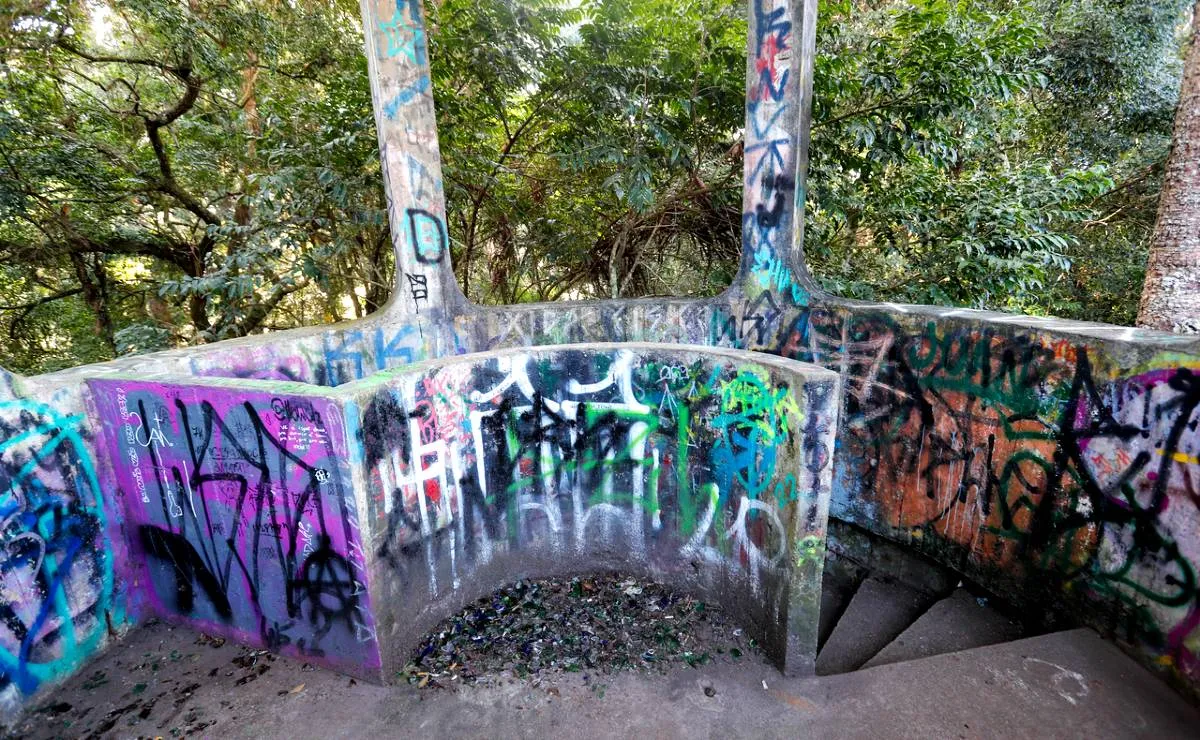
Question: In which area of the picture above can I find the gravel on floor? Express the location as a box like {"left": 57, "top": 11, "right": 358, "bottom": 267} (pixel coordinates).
{"left": 400, "top": 574, "right": 760, "bottom": 690}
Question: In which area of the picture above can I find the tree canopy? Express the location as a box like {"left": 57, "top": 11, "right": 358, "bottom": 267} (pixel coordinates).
{"left": 0, "top": 0, "right": 1193, "bottom": 374}
{"left": 1, "top": 0, "right": 390, "bottom": 371}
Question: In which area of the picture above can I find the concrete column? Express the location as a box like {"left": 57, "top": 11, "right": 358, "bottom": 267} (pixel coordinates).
{"left": 742, "top": 0, "right": 820, "bottom": 304}
{"left": 360, "top": 0, "right": 466, "bottom": 320}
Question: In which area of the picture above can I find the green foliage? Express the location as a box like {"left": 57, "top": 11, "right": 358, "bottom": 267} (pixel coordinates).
{"left": 0, "top": 264, "right": 112, "bottom": 373}
{"left": 0, "top": 0, "right": 391, "bottom": 372}
{"left": 0, "top": 0, "right": 1191, "bottom": 374}
{"left": 431, "top": 0, "right": 1189, "bottom": 315}
{"left": 808, "top": 2, "right": 1102, "bottom": 315}
{"left": 805, "top": 0, "right": 1190, "bottom": 321}
{"left": 430, "top": 0, "right": 748, "bottom": 302}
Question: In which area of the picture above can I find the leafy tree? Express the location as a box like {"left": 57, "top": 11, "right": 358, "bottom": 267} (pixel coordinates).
{"left": 808, "top": 0, "right": 1106, "bottom": 313}
{"left": 430, "top": 0, "right": 749, "bottom": 303}
{"left": 433, "top": 0, "right": 1190, "bottom": 318}
{"left": 0, "top": 0, "right": 391, "bottom": 372}
{"left": 0, "top": 0, "right": 1193, "bottom": 375}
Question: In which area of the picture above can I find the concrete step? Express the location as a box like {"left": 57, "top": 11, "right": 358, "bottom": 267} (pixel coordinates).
{"left": 815, "top": 577, "right": 938, "bottom": 675}
{"left": 861, "top": 588, "right": 1027, "bottom": 669}
{"left": 827, "top": 521, "right": 958, "bottom": 595}
{"left": 818, "top": 553, "right": 867, "bottom": 650}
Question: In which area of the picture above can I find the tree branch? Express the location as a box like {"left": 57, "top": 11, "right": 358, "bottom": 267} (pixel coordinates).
{"left": 222, "top": 277, "right": 311, "bottom": 339}
{"left": 58, "top": 38, "right": 220, "bottom": 227}
{"left": 54, "top": 37, "right": 189, "bottom": 77}
{"left": 140, "top": 68, "right": 220, "bottom": 225}
{"left": 0, "top": 287, "right": 84, "bottom": 313}
{"left": 813, "top": 91, "right": 918, "bottom": 130}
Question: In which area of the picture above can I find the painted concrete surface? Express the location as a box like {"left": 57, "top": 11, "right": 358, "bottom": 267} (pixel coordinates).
{"left": 5, "top": 621, "right": 1196, "bottom": 739}
{"left": 0, "top": 0, "right": 1198, "bottom": 720}
{"left": 0, "top": 395, "right": 130, "bottom": 711}
{"left": 343, "top": 345, "right": 838, "bottom": 678}
{"left": 815, "top": 578, "right": 937, "bottom": 675}
{"left": 86, "top": 380, "right": 381, "bottom": 680}
{"left": 62, "top": 345, "right": 832, "bottom": 705}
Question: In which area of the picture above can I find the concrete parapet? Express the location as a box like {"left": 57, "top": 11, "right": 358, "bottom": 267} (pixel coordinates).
{"left": 81, "top": 344, "right": 836, "bottom": 687}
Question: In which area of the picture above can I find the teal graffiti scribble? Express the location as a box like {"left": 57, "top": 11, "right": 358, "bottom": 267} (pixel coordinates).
{"left": 0, "top": 400, "right": 117, "bottom": 697}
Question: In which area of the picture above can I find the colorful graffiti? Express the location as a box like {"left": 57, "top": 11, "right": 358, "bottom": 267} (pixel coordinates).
{"left": 354, "top": 346, "right": 837, "bottom": 672}
{"left": 88, "top": 382, "right": 380, "bottom": 677}
{"left": 1084, "top": 360, "right": 1200, "bottom": 678}
{"left": 166, "top": 284, "right": 1200, "bottom": 693}
{"left": 191, "top": 347, "right": 315, "bottom": 383}
{"left": 462, "top": 294, "right": 1200, "bottom": 694}
{"left": 0, "top": 399, "right": 121, "bottom": 712}
{"left": 322, "top": 324, "right": 426, "bottom": 386}
{"left": 742, "top": 0, "right": 809, "bottom": 307}
{"left": 1, "top": 0, "right": 1199, "bottom": 719}
{"left": 708, "top": 299, "right": 1200, "bottom": 689}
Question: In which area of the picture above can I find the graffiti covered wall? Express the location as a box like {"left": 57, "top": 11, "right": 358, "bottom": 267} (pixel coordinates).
{"left": 0, "top": 390, "right": 128, "bottom": 714}
{"left": 70, "top": 346, "right": 836, "bottom": 684}
{"left": 709, "top": 303, "right": 1200, "bottom": 689}
{"left": 345, "top": 344, "right": 838, "bottom": 675}
{"left": 88, "top": 381, "right": 381, "bottom": 679}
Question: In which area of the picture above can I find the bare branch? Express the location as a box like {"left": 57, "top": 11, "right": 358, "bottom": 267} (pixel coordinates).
{"left": 54, "top": 37, "right": 189, "bottom": 77}
{"left": 0, "top": 287, "right": 84, "bottom": 313}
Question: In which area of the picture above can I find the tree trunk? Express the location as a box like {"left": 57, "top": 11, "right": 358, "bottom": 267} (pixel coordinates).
{"left": 1138, "top": 1, "right": 1200, "bottom": 333}
{"left": 69, "top": 253, "right": 117, "bottom": 352}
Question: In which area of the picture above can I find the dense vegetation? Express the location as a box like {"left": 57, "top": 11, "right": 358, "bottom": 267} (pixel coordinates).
{"left": 0, "top": 0, "right": 1191, "bottom": 373}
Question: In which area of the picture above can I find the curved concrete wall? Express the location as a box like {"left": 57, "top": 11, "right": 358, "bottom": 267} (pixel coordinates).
{"left": 346, "top": 344, "right": 837, "bottom": 678}
{"left": 79, "top": 345, "right": 835, "bottom": 683}
{"left": 1, "top": 0, "right": 1199, "bottom": 718}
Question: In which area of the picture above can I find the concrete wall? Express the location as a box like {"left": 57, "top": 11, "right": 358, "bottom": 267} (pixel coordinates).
{"left": 0, "top": 386, "right": 130, "bottom": 710}
{"left": 87, "top": 379, "right": 381, "bottom": 680}
{"left": 344, "top": 344, "right": 837, "bottom": 678}
{"left": 1, "top": 0, "right": 1198, "bottom": 718}
{"left": 74, "top": 346, "right": 835, "bottom": 692}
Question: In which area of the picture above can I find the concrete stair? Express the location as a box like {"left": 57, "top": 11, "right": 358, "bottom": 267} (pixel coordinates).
{"left": 817, "top": 552, "right": 866, "bottom": 650}
{"left": 816, "top": 576, "right": 941, "bottom": 674}
{"left": 815, "top": 545, "right": 1032, "bottom": 676}
{"left": 861, "top": 588, "right": 1026, "bottom": 669}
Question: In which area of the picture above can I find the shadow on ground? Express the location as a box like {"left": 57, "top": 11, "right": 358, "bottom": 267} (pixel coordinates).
{"left": 5, "top": 573, "right": 1199, "bottom": 739}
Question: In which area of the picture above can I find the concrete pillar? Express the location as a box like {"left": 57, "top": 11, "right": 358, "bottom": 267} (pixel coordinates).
{"left": 360, "top": 0, "right": 466, "bottom": 319}
{"left": 742, "top": 0, "right": 820, "bottom": 304}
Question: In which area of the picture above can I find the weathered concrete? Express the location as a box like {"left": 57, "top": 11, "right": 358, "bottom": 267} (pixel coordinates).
{"left": 817, "top": 552, "right": 865, "bottom": 650}
{"left": 862, "top": 588, "right": 1027, "bottom": 669}
{"left": 815, "top": 578, "right": 939, "bottom": 675}
{"left": 5, "top": 621, "right": 1195, "bottom": 739}
{"left": 348, "top": 345, "right": 838, "bottom": 678}
{"left": 1, "top": 0, "right": 1199, "bottom": 719}
{"left": 82, "top": 344, "right": 837, "bottom": 686}
{"left": 828, "top": 521, "right": 958, "bottom": 597}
